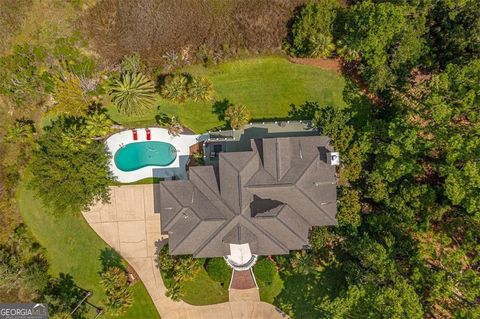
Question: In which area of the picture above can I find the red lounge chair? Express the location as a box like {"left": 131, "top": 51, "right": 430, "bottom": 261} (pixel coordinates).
{"left": 132, "top": 129, "right": 138, "bottom": 140}
{"left": 146, "top": 129, "right": 151, "bottom": 140}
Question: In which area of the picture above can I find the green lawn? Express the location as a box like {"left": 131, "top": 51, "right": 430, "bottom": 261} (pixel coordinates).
{"left": 16, "top": 181, "right": 160, "bottom": 319}
{"left": 256, "top": 271, "right": 284, "bottom": 304}
{"left": 107, "top": 56, "right": 346, "bottom": 133}
{"left": 181, "top": 268, "right": 229, "bottom": 305}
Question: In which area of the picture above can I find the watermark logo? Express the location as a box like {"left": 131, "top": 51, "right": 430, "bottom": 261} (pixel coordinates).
{"left": 0, "top": 303, "right": 48, "bottom": 319}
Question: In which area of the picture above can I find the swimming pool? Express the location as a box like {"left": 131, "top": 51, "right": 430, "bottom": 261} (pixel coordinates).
{"left": 114, "top": 141, "right": 177, "bottom": 172}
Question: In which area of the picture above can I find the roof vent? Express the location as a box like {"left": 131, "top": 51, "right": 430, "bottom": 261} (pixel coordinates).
{"left": 327, "top": 152, "right": 340, "bottom": 166}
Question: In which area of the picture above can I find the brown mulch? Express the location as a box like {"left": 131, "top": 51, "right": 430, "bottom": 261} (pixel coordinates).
{"left": 230, "top": 270, "right": 256, "bottom": 289}
{"left": 288, "top": 57, "right": 342, "bottom": 72}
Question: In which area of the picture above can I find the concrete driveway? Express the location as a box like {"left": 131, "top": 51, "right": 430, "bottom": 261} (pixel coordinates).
{"left": 83, "top": 185, "right": 287, "bottom": 319}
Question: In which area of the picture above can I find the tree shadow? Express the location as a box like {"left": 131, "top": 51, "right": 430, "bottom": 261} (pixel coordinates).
{"left": 42, "top": 273, "right": 89, "bottom": 319}
{"left": 274, "top": 264, "right": 346, "bottom": 318}
{"left": 288, "top": 101, "right": 321, "bottom": 120}
{"left": 155, "top": 107, "right": 170, "bottom": 126}
{"left": 99, "top": 247, "right": 124, "bottom": 273}
{"left": 212, "top": 98, "right": 232, "bottom": 121}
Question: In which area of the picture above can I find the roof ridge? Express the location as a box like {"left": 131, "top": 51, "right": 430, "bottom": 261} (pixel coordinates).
{"left": 190, "top": 166, "right": 220, "bottom": 195}
{"left": 239, "top": 215, "right": 289, "bottom": 253}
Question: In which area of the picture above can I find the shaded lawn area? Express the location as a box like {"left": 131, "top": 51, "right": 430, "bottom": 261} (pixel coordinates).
{"left": 256, "top": 271, "right": 284, "bottom": 304}
{"left": 180, "top": 268, "right": 229, "bottom": 305}
{"left": 107, "top": 56, "right": 347, "bottom": 133}
{"left": 16, "top": 181, "right": 160, "bottom": 319}
{"left": 274, "top": 265, "right": 346, "bottom": 318}
{"left": 159, "top": 264, "right": 228, "bottom": 306}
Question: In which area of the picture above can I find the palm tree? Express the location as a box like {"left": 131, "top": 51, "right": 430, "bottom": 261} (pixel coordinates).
{"left": 187, "top": 77, "right": 214, "bottom": 101}
{"left": 110, "top": 72, "right": 156, "bottom": 115}
{"left": 224, "top": 104, "right": 251, "bottom": 129}
{"left": 161, "top": 75, "right": 189, "bottom": 102}
{"left": 167, "top": 116, "right": 183, "bottom": 137}
{"left": 309, "top": 34, "right": 335, "bottom": 58}
{"left": 84, "top": 112, "right": 113, "bottom": 139}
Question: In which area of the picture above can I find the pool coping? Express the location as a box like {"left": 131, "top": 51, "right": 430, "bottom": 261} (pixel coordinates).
{"left": 106, "top": 128, "right": 204, "bottom": 183}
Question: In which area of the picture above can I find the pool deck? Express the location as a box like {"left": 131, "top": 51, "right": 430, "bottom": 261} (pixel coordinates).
{"left": 106, "top": 128, "right": 205, "bottom": 183}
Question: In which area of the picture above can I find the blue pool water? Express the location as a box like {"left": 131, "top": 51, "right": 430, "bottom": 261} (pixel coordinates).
{"left": 114, "top": 141, "right": 177, "bottom": 172}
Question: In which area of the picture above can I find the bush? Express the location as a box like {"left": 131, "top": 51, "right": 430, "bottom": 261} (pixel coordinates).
{"left": 253, "top": 258, "right": 276, "bottom": 284}
{"left": 206, "top": 258, "right": 232, "bottom": 285}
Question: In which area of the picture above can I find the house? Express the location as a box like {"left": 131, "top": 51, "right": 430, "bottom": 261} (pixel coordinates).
{"left": 154, "top": 135, "right": 338, "bottom": 270}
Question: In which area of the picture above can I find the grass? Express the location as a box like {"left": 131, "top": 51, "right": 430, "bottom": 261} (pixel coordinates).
{"left": 253, "top": 259, "right": 284, "bottom": 303}
{"left": 107, "top": 56, "right": 347, "bottom": 133}
{"left": 112, "top": 177, "right": 163, "bottom": 185}
{"left": 257, "top": 271, "right": 284, "bottom": 304}
{"left": 181, "top": 268, "right": 229, "bottom": 305}
{"left": 274, "top": 265, "right": 346, "bottom": 318}
{"left": 16, "top": 180, "right": 160, "bottom": 319}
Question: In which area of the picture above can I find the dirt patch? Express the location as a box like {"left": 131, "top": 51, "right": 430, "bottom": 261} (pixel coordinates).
{"left": 288, "top": 57, "right": 342, "bottom": 72}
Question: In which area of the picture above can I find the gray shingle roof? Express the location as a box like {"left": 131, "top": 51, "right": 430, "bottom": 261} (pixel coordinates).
{"left": 155, "top": 136, "right": 337, "bottom": 257}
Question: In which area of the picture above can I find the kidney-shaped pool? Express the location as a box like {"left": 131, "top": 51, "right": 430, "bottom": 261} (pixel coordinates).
{"left": 114, "top": 141, "right": 177, "bottom": 172}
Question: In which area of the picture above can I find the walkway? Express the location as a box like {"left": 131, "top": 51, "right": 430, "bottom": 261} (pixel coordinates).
{"left": 83, "top": 185, "right": 287, "bottom": 319}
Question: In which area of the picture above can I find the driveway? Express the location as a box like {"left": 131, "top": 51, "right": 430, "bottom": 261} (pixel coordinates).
{"left": 83, "top": 185, "right": 287, "bottom": 319}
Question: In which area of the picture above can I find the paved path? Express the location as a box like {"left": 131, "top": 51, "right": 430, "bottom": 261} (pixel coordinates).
{"left": 83, "top": 185, "right": 287, "bottom": 319}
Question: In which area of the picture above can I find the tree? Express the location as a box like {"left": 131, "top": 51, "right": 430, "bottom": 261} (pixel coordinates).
{"left": 166, "top": 116, "right": 183, "bottom": 137}
{"left": 29, "top": 117, "right": 113, "bottom": 215}
{"left": 53, "top": 74, "right": 90, "bottom": 117}
{"left": 287, "top": 1, "right": 339, "bottom": 57}
{"left": 321, "top": 280, "right": 423, "bottom": 319}
{"left": 83, "top": 112, "right": 113, "bottom": 139}
{"left": 110, "top": 72, "right": 156, "bottom": 115}
{"left": 224, "top": 104, "right": 251, "bottom": 129}
{"left": 427, "top": 0, "right": 480, "bottom": 67}
{"left": 339, "top": 1, "right": 427, "bottom": 91}
{"left": 313, "top": 106, "right": 353, "bottom": 152}
{"left": 100, "top": 267, "right": 133, "bottom": 316}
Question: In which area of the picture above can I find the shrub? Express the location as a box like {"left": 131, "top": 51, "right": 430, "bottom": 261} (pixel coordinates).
{"left": 109, "top": 72, "right": 156, "bottom": 115}
{"left": 53, "top": 74, "right": 90, "bottom": 117}
{"left": 188, "top": 77, "right": 214, "bottom": 101}
{"left": 100, "top": 267, "right": 133, "bottom": 316}
{"left": 253, "top": 258, "right": 276, "bottom": 284}
{"left": 224, "top": 104, "right": 251, "bottom": 129}
{"left": 120, "top": 53, "right": 145, "bottom": 75}
{"left": 206, "top": 258, "right": 232, "bottom": 285}
{"left": 287, "top": 1, "right": 339, "bottom": 58}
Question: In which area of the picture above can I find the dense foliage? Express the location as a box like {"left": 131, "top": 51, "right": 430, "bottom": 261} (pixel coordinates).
{"left": 29, "top": 116, "right": 113, "bottom": 215}
{"left": 100, "top": 267, "right": 133, "bottom": 316}
{"left": 286, "top": 0, "right": 339, "bottom": 58}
